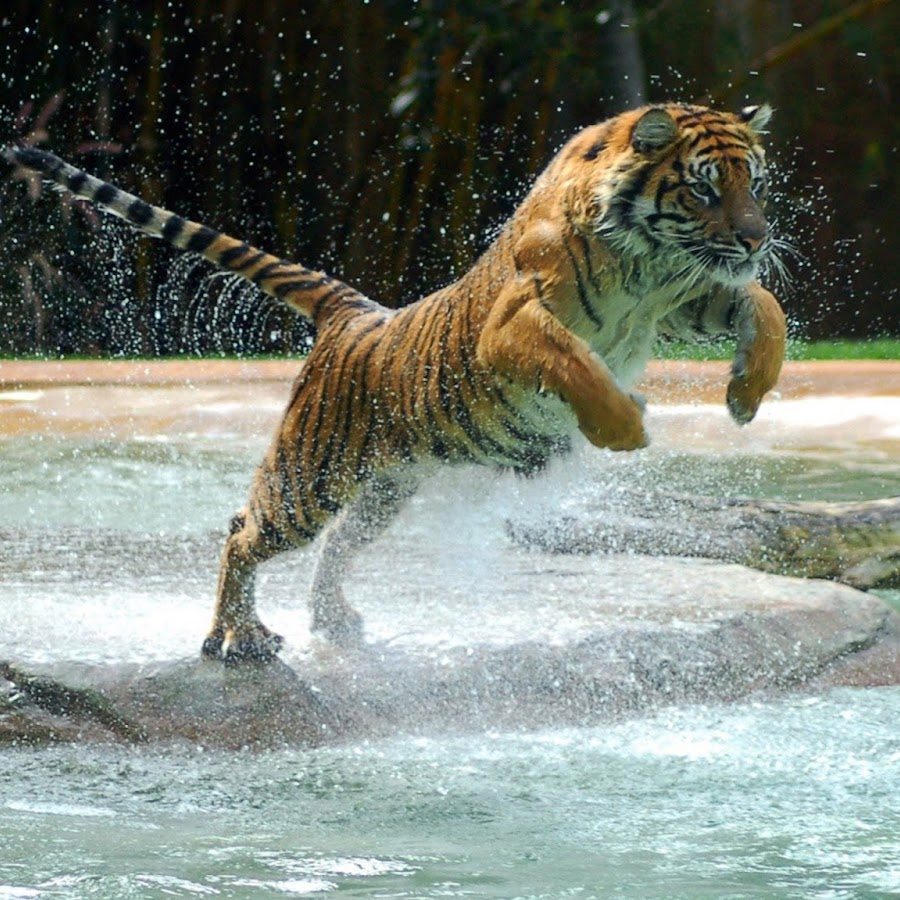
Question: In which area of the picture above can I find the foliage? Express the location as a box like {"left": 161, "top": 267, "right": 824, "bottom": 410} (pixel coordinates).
{"left": 785, "top": 338, "right": 900, "bottom": 360}
{"left": 658, "top": 337, "right": 900, "bottom": 361}
{"left": 0, "top": 94, "right": 127, "bottom": 354}
{"left": 0, "top": 0, "right": 896, "bottom": 356}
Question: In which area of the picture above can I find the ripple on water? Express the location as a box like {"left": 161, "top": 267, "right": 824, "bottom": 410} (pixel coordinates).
{"left": 0, "top": 688, "right": 898, "bottom": 898}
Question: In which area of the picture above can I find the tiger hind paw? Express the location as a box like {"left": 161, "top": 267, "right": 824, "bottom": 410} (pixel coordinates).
{"left": 201, "top": 628, "right": 284, "bottom": 665}
{"left": 311, "top": 602, "right": 365, "bottom": 649}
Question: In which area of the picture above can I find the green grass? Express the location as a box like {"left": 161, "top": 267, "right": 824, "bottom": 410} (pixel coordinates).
{"left": 2, "top": 339, "right": 898, "bottom": 364}
{"left": 656, "top": 338, "right": 899, "bottom": 362}
{"left": 784, "top": 339, "right": 899, "bottom": 360}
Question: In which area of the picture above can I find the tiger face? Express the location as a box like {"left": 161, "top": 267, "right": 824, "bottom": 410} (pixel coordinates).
{"left": 592, "top": 103, "right": 773, "bottom": 288}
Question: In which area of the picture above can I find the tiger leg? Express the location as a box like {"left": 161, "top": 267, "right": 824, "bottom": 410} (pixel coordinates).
{"left": 310, "top": 470, "right": 419, "bottom": 647}
{"left": 201, "top": 509, "right": 297, "bottom": 664}
{"left": 479, "top": 220, "right": 646, "bottom": 451}
{"left": 478, "top": 276, "right": 646, "bottom": 451}
{"left": 726, "top": 282, "right": 787, "bottom": 424}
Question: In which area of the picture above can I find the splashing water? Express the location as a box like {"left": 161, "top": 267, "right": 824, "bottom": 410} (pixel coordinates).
{"left": 152, "top": 253, "right": 314, "bottom": 357}
{"left": 1, "top": 365, "right": 899, "bottom": 897}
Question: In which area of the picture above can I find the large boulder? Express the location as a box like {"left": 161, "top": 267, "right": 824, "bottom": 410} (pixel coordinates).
{"left": 2, "top": 553, "right": 897, "bottom": 749}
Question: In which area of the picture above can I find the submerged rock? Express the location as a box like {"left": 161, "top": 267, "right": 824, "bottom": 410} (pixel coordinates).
{"left": 507, "top": 492, "right": 900, "bottom": 590}
{"left": 2, "top": 555, "right": 898, "bottom": 749}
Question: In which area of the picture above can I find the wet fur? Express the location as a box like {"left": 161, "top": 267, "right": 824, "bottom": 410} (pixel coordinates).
{"left": 5, "top": 102, "right": 786, "bottom": 661}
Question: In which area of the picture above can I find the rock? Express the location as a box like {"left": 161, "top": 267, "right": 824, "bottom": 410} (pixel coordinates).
{"left": 507, "top": 492, "right": 900, "bottom": 590}
{"left": 0, "top": 662, "right": 146, "bottom": 742}
{"left": 2, "top": 555, "right": 897, "bottom": 748}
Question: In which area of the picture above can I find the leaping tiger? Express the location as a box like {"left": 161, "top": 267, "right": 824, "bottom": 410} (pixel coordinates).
{"left": 5, "top": 102, "right": 787, "bottom": 663}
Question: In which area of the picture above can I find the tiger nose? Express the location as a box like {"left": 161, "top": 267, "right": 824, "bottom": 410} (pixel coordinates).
{"left": 736, "top": 209, "right": 767, "bottom": 254}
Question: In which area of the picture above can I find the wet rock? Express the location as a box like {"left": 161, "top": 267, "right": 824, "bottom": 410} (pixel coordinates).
{"left": 0, "top": 673, "right": 113, "bottom": 746}
{"left": 2, "top": 556, "right": 897, "bottom": 749}
{"left": 507, "top": 492, "right": 900, "bottom": 590}
{"left": 0, "top": 662, "right": 147, "bottom": 742}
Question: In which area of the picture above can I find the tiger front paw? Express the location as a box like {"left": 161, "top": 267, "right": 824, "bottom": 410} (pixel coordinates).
{"left": 726, "top": 354, "right": 778, "bottom": 425}
{"left": 726, "top": 373, "right": 764, "bottom": 425}
{"left": 578, "top": 392, "right": 649, "bottom": 451}
{"left": 727, "top": 284, "right": 786, "bottom": 424}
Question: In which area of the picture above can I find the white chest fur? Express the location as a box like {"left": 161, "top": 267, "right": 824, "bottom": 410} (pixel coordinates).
{"left": 585, "top": 278, "right": 703, "bottom": 387}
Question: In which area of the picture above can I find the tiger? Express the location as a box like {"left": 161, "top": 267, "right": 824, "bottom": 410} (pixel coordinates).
{"left": 5, "top": 102, "right": 787, "bottom": 663}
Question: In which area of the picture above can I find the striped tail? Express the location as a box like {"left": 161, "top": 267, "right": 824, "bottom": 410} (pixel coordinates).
{"left": 3, "top": 145, "right": 368, "bottom": 322}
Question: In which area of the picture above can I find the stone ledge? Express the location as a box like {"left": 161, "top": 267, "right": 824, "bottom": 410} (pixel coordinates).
{"left": 2, "top": 555, "right": 897, "bottom": 749}
{"left": 2, "top": 358, "right": 900, "bottom": 399}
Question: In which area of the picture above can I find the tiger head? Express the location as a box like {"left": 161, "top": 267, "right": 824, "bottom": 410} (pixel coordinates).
{"left": 578, "top": 103, "right": 774, "bottom": 287}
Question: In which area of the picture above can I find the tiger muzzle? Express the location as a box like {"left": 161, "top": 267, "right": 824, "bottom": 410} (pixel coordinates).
{"left": 733, "top": 197, "right": 768, "bottom": 256}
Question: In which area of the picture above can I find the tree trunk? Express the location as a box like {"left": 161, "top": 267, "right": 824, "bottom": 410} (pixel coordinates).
{"left": 599, "top": 0, "right": 647, "bottom": 108}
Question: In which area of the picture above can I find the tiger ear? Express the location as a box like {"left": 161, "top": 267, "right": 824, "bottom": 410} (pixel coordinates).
{"left": 632, "top": 108, "right": 679, "bottom": 155}
{"left": 739, "top": 103, "right": 773, "bottom": 133}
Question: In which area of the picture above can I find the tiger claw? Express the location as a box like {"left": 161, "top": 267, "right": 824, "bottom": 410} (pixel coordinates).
{"left": 629, "top": 391, "right": 647, "bottom": 412}
{"left": 730, "top": 350, "right": 748, "bottom": 381}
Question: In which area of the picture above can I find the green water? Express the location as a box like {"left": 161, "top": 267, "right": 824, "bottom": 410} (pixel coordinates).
{"left": 1, "top": 426, "right": 899, "bottom": 898}
{"left": 1, "top": 431, "right": 898, "bottom": 533}
{"left": 2, "top": 689, "right": 899, "bottom": 899}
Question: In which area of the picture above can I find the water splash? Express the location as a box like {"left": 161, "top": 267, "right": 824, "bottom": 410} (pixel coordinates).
{"left": 765, "top": 138, "right": 891, "bottom": 339}
{"left": 152, "top": 253, "right": 314, "bottom": 357}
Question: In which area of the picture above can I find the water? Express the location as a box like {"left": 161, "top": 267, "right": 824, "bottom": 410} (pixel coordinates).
{"left": 1, "top": 393, "right": 899, "bottom": 897}
{"left": 1, "top": 691, "right": 899, "bottom": 898}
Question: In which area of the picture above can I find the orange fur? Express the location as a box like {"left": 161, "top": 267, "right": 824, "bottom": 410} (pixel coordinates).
{"left": 726, "top": 283, "right": 787, "bottom": 422}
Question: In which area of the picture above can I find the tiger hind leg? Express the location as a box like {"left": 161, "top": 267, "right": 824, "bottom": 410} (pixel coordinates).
{"left": 310, "top": 471, "right": 419, "bottom": 647}
{"left": 201, "top": 511, "right": 297, "bottom": 665}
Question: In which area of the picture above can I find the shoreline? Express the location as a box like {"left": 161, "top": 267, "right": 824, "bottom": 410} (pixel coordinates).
{"left": 2, "top": 358, "right": 898, "bottom": 449}
{"left": 1, "top": 358, "right": 899, "bottom": 400}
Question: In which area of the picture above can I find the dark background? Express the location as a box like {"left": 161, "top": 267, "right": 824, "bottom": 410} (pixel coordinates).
{"left": 0, "top": 0, "right": 896, "bottom": 357}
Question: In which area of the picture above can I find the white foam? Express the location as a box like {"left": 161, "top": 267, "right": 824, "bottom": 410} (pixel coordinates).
{"left": 5, "top": 800, "right": 117, "bottom": 818}
{"left": 0, "top": 391, "right": 44, "bottom": 403}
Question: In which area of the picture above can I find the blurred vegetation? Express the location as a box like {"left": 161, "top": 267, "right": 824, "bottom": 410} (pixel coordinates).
{"left": 785, "top": 338, "right": 900, "bottom": 359}
{"left": 657, "top": 337, "right": 900, "bottom": 361}
{"left": 0, "top": 0, "right": 896, "bottom": 357}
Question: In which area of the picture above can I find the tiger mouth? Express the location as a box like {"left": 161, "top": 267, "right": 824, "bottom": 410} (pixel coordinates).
{"left": 707, "top": 256, "right": 762, "bottom": 286}
{"left": 685, "top": 243, "right": 770, "bottom": 287}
